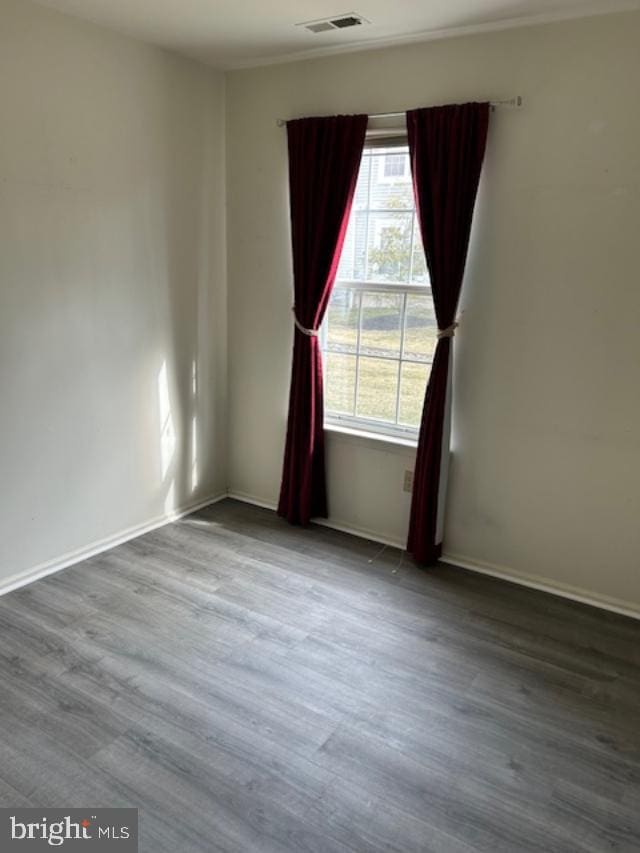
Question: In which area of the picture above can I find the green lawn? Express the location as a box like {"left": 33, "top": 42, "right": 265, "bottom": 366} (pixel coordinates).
{"left": 324, "top": 294, "right": 437, "bottom": 428}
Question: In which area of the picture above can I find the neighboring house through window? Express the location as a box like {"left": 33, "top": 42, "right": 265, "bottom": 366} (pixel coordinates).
{"left": 381, "top": 152, "right": 410, "bottom": 182}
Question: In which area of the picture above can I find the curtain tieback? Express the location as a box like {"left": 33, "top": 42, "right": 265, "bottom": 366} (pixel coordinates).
{"left": 292, "top": 307, "right": 318, "bottom": 337}
{"left": 437, "top": 321, "right": 459, "bottom": 339}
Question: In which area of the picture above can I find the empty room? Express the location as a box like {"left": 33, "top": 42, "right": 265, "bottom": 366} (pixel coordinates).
{"left": 1, "top": 0, "right": 639, "bottom": 850}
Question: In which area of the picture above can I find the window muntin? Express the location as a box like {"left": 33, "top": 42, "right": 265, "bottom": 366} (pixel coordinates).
{"left": 321, "top": 143, "right": 435, "bottom": 440}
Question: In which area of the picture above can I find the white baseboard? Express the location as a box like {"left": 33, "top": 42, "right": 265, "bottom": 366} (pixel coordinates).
{"left": 6, "top": 487, "right": 638, "bottom": 622}
{"left": 313, "top": 518, "right": 405, "bottom": 549}
{"left": 228, "top": 490, "right": 640, "bottom": 620}
{"left": 226, "top": 491, "right": 405, "bottom": 549}
{"left": 226, "top": 491, "right": 277, "bottom": 512}
{"left": 0, "top": 492, "right": 227, "bottom": 598}
{"left": 441, "top": 551, "right": 640, "bottom": 621}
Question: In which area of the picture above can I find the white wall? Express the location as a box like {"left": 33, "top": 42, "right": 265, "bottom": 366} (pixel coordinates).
{"left": 1, "top": 1, "right": 638, "bottom": 614}
{"left": 226, "top": 11, "right": 640, "bottom": 612}
{"left": 0, "top": 0, "right": 227, "bottom": 588}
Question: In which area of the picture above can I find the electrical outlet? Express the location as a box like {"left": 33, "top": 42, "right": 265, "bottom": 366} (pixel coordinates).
{"left": 403, "top": 469, "right": 414, "bottom": 492}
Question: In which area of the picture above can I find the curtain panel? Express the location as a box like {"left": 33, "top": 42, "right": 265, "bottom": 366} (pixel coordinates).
{"left": 277, "top": 114, "right": 368, "bottom": 525}
{"left": 406, "top": 102, "right": 490, "bottom": 563}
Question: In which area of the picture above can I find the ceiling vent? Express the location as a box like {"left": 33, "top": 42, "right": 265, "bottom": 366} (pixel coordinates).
{"left": 306, "top": 21, "right": 336, "bottom": 33}
{"left": 298, "top": 13, "right": 370, "bottom": 34}
{"left": 331, "top": 16, "right": 363, "bottom": 28}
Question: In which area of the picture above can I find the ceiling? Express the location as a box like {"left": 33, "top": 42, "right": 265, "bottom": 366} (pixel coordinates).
{"left": 33, "top": 0, "right": 640, "bottom": 69}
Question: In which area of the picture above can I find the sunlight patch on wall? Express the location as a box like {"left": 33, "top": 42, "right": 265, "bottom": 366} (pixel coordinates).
{"left": 158, "top": 360, "right": 176, "bottom": 482}
{"left": 191, "top": 360, "right": 199, "bottom": 493}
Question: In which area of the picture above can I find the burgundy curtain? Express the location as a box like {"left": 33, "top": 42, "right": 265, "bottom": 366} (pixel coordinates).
{"left": 277, "top": 114, "right": 367, "bottom": 525}
{"left": 407, "top": 102, "right": 490, "bottom": 563}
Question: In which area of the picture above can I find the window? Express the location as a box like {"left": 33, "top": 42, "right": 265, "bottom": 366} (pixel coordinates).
{"left": 321, "top": 142, "right": 436, "bottom": 440}
{"left": 382, "top": 152, "right": 410, "bottom": 182}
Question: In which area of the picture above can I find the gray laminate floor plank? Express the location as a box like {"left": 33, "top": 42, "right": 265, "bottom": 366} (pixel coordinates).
{"left": 1, "top": 498, "right": 639, "bottom": 852}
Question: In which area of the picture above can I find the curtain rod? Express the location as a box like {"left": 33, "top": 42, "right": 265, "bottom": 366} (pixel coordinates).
{"left": 276, "top": 96, "right": 522, "bottom": 127}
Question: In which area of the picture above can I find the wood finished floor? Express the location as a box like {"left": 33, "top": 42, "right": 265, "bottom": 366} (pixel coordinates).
{"left": 1, "top": 499, "right": 639, "bottom": 852}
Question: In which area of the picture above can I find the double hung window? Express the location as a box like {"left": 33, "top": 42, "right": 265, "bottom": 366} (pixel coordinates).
{"left": 321, "top": 141, "right": 436, "bottom": 440}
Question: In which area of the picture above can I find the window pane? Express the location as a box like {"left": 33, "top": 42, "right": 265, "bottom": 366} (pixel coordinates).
{"left": 367, "top": 211, "right": 413, "bottom": 283}
{"left": 403, "top": 294, "right": 438, "bottom": 362}
{"left": 359, "top": 292, "right": 402, "bottom": 357}
{"left": 325, "top": 353, "right": 356, "bottom": 415}
{"left": 327, "top": 290, "right": 359, "bottom": 353}
{"left": 336, "top": 152, "right": 371, "bottom": 281}
{"left": 337, "top": 218, "right": 355, "bottom": 280}
{"left": 357, "top": 357, "right": 398, "bottom": 423}
{"left": 383, "top": 154, "right": 405, "bottom": 178}
{"left": 352, "top": 153, "right": 371, "bottom": 210}
{"left": 373, "top": 179, "right": 414, "bottom": 209}
{"left": 399, "top": 362, "right": 430, "bottom": 427}
{"left": 370, "top": 151, "right": 413, "bottom": 210}
{"left": 337, "top": 210, "right": 366, "bottom": 281}
{"left": 410, "top": 225, "right": 429, "bottom": 284}
{"left": 323, "top": 142, "right": 440, "bottom": 439}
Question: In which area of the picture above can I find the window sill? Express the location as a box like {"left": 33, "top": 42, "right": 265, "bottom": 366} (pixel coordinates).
{"left": 324, "top": 423, "right": 417, "bottom": 452}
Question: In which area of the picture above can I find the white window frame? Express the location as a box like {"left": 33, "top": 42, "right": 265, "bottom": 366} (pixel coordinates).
{"left": 321, "top": 280, "right": 433, "bottom": 441}
{"left": 322, "top": 137, "right": 435, "bottom": 441}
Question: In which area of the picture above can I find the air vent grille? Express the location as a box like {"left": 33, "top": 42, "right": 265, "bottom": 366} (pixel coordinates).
{"left": 307, "top": 22, "right": 335, "bottom": 33}
{"left": 331, "top": 16, "right": 362, "bottom": 29}
{"left": 298, "top": 12, "right": 369, "bottom": 34}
